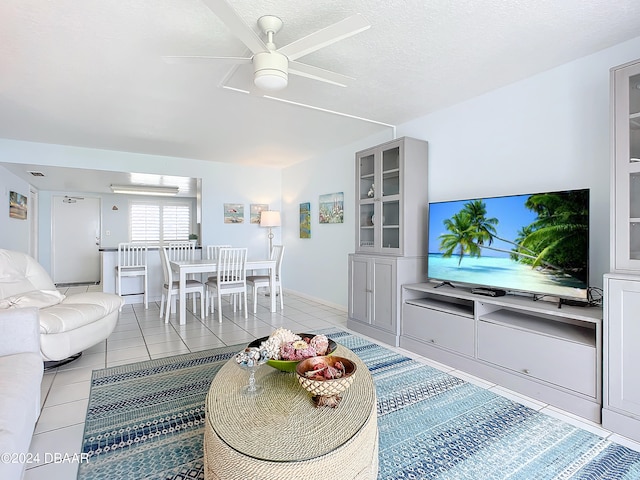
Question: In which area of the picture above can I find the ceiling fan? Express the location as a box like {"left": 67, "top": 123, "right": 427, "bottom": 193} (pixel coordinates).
{"left": 165, "top": 0, "right": 370, "bottom": 92}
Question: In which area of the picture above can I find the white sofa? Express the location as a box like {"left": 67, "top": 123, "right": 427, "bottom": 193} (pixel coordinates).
{"left": 0, "top": 307, "right": 43, "bottom": 480}
{"left": 0, "top": 249, "right": 123, "bottom": 362}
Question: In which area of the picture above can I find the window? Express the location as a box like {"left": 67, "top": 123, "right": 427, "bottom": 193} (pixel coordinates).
{"left": 130, "top": 200, "right": 192, "bottom": 244}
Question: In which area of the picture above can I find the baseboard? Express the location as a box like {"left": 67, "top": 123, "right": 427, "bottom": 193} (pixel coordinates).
{"left": 283, "top": 289, "right": 347, "bottom": 312}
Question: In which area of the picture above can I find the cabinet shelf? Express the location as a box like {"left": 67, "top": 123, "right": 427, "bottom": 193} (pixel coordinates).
{"left": 405, "top": 297, "right": 473, "bottom": 317}
{"left": 624, "top": 162, "right": 640, "bottom": 173}
{"left": 479, "top": 309, "right": 595, "bottom": 347}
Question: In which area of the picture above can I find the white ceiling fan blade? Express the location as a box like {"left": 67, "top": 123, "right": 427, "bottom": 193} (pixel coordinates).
{"left": 289, "top": 61, "right": 354, "bottom": 87}
{"left": 200, "top": 0, "right": 268, "bottom": 54}
{"left": 163, "top": 55, "right": 252, "bottom": 65}
{"left": 277, "top": 14, "right": 370, "bottom": 61}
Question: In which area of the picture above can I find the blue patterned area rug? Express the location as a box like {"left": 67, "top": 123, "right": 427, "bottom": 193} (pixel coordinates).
{"left": 78, "top": 329, "right": 640, "bottom": 480}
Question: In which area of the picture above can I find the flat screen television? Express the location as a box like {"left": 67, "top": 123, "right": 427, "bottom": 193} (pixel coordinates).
{"left": 427, "top": 189, "right": 589, "bottom": 300}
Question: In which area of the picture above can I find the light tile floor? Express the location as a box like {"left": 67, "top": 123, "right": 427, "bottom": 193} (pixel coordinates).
{"left": 24, "top": 286, "right": 640, "bottom": 479}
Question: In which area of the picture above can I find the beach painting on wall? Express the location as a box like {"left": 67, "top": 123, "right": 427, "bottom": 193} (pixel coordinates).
{"left": 319, "top": 192, "right": 344, "bottom": 224}
{"left": 300, "top": 202, "right": 311, "bottom": 238}
{"left": 9, "top": 191, "right": 27, "bottom": 220}
{"left": 224, "top": 203, "right": 244, "bottom": 223}
{"left": 250, "top": 204, "right": 268, "bottom": 224}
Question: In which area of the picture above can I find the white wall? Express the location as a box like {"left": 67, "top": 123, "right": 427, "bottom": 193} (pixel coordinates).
{"left": 281, "top": 131, "right": 391, "bottom": 308}
{"left": 3, "top": 34, "right": 640, "bottom": 304}
{"left": 0, "top": 141, "right": 282, "bottom": 274}
{"left": 398, "top": 35, "right": 640, "bottom": 290}
{"left": 0, "top": 165, "right": 31, "bottom": 253}
{"left": 282, "top": 35, "right": 640, "bottom": 305}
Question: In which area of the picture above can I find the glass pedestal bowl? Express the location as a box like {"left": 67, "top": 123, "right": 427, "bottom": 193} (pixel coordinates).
{"left": 234, "top": 347, "right": 269, "bottom": 395}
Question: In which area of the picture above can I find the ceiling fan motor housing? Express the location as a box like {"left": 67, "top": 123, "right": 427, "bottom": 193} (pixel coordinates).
{"left": 253, "top": 51, "right": 288, "bottom": 90}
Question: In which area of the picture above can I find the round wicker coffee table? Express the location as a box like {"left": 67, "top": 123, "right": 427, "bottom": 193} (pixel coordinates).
{"left": 204, "top": 345, "right": 378, "bottom": 479}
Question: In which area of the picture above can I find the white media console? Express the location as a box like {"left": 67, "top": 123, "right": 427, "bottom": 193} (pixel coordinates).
{"left": 401, "top": 283, "right": 603, "bottom": 422}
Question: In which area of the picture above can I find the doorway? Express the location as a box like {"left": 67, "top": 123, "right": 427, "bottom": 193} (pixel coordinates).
{"left": 29, "top": 188, "right": 38, "bottom": 260}
{"left": 52, "top": 195, "right": 101, "bottom": 284}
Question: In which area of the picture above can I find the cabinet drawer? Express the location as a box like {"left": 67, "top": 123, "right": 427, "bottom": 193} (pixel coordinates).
{"left": 477, "top": 320, "right": 596, "bottom": 397}
{"left": 402, "top": 303, "right": 474, "bottom": 356}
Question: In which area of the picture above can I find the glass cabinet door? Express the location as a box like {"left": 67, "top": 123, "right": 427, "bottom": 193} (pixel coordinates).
{"left": 380, "top": 145, "right": 401, "bottom": 251}
{"left": 356, "top": 139, "right": 407, "bottom": 254}
{"left": 613, "top": 63, "right": 640, "bottom": 270}
{"left": 358, "top": 153, "right": 376, "bottom": 250}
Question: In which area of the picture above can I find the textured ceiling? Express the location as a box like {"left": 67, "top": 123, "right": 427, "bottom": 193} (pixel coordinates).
{"left": 2, "top": 0, "right": 640, "bottom": 170}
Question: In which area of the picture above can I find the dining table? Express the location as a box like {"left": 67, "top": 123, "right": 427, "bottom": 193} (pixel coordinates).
{"left": 169, "top": 258, "right": 277, "bottom": 325}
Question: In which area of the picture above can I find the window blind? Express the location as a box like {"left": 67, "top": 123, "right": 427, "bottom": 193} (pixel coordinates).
{"left": 130, "top": 200, "right": 191, "bottom": 244}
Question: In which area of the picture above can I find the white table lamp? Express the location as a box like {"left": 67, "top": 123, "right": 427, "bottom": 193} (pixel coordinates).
{"left": 260, "top": 210, "right": 281, "bottom": 253}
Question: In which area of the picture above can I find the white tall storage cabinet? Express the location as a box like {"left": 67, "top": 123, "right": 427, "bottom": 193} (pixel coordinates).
{"left": 604, "top": 59, "right": 640, "bottom": 442}
{"left": 347, "top": 137, "right": 429, "bottom": 346}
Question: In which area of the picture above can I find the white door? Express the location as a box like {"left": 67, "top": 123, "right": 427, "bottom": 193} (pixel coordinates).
{"left": 52, "top": 196, "right": 101, "bottom": 284}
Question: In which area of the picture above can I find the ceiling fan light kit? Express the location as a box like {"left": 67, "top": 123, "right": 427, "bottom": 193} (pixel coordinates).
{"left": 253, "top": 51, "right": 288, "bottom": 91}
{"left": 168, "top": 0, "right": 370, "bottom": 92}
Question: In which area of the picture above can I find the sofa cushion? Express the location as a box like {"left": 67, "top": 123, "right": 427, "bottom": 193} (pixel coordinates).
{"left": 39, "top": 292, "right": 123, "bottom": 334}
{"left": 0, "top": 307, "right": 40, "bottom": 357}
{"left": 0, "top": 352, "right": 43, "bottom": 480}
{"left": 0, "top": 249, "right": 57, "bottom": 299}
{"left": 0, "top": 290, "right": 65, "bottom": 310}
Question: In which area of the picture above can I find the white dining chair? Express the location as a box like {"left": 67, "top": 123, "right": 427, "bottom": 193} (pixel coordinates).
{"left": 168, "top": 241, "right": 197, "bottom": 310}
{"left": 159, "top": 247, "right": 205, "bottom": 323}
{"left": 206, "top": 247, "right": 248, "bottom": 323}
{"left": 206, "top": 244, "right": 232, "bottom": 261}
{"left": 115, "top": 243, "right": 148, "bottom": 310}
{"left": 247, "top": 245, "right": 284, "bottom": 314}
{"left": 168, "top": 241, "right": 196, "bottom": 261}
{"left": 205, "top": 244, "right": 232, "bottom": 284}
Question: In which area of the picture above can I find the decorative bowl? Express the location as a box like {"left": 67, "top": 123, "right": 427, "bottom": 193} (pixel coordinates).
{"left": 295, "top": 356, "right": 356, "bottom": 403}
{"left": 247, "top": 333, "right": 337, "bottom": 372}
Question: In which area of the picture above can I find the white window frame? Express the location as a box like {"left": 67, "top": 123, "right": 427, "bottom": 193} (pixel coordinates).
{"left": 129, "top": 199, "right": 193, "bottom": 245}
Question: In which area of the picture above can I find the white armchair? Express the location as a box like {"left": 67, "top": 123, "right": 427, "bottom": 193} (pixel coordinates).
{"left": 0, "top": 249, "right": 123, "bottom": 365}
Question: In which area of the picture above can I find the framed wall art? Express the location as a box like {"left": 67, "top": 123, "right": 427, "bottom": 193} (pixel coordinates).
{"left": 300, "top": 202, "right": 311, "bottom": 238}
{"left": 9, "top": 191, "right": 27, "bottom": 220}
{"left": 250, "top": 204, "right": 268, "bottom": 224}
{"left": 318, "top": 192, "right": 344, "bottom": 224}
{"left": 224, "top": 203, "right": 244, "bottom": 223}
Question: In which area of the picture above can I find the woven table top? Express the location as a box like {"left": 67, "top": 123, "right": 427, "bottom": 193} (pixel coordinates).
{"left": 205, "top": 345, "right": 376, "bottom": 462}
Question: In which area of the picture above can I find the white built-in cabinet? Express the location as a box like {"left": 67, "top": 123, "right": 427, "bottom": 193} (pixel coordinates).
{"left": 348, "top": 254, "right": 425, "bottom": 346}
{"left": 603, "top": 274, "right": 640, "bottom": 441}
{"left": 604, "top": 59, "right": 640, "bottom": 440}
{"left": 348, "top": 137, "right": 428, "bottom": 346}
{"left": 401, "top": 283, "right": 603, "bottom": 422}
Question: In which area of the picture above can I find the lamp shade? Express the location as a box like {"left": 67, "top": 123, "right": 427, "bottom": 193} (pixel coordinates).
{"left": 260, "top": 210, "right": 281, "bottom": 227}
